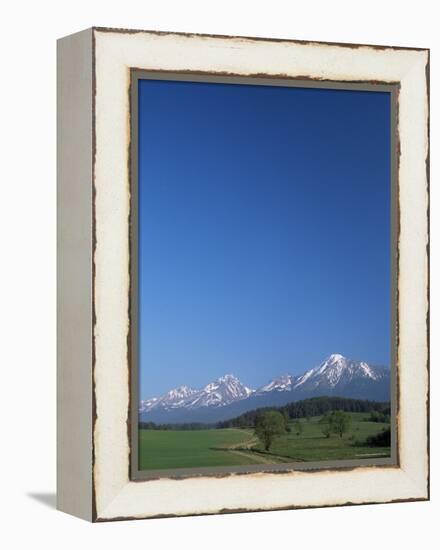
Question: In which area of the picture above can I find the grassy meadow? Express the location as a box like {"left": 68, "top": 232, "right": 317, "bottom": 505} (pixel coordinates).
{"left": 139, "top": 412, "right": 391, "bottom": 471}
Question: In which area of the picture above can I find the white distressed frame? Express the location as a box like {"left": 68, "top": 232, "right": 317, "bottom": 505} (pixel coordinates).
{"left": 57, "top": 27, "right": 429, "bottom": 522}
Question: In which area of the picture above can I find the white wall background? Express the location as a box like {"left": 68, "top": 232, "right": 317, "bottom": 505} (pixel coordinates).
{"left": 0, "top": 1, "right": 437, "bottom": 548}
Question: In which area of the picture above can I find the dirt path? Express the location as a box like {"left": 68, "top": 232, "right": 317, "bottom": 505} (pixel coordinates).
{"left": 227, "top": 449, "right": 275, "bottom": 464}
{"left": 225, "top": 432, "right": 290, "bottom": 464}
{"left": 227, "top": 432, "right": 258, "bottom": 450}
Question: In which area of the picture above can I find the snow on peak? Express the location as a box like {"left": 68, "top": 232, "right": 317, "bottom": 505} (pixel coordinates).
{"left": 216, "top": 374, "right": 239, "bottom": 384}
{"left": 359, "top": 361, "right": 379, "bottom": 380}
{"left": 190, "top": 373, "right": 255, "bottom": 408}
{"left": 257, "top": 374, "right": 295, "bottom": 393}
{"left": 203, "top": 374, "right": 240, "bottom": 389}
{"left": 166, "top": 385, "right": 197, "bottom": 399}
{"left": 306, "top": 354, "right": 381, "bottom": 387}
{"left": 328, "top": 353, "right": 346, "bottom": 363}
{"left": 141, "top": 374, "right": 255, "bottom": 412}
{"left": 293, "top": 368, "right": 316, "bottom": 388}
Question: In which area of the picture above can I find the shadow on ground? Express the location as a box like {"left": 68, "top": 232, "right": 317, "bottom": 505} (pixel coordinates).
{"left": 27, "top": 492, "right": 56, "bottom": 509}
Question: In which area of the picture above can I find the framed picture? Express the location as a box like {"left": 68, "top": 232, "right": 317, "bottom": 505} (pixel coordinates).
{"left": 57, "top": 27, "right": 429, "bottom": 522}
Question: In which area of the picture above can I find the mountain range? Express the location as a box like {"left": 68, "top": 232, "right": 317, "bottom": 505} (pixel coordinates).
{"left": 139, "top": 354, "right": 390, "bottom": 424}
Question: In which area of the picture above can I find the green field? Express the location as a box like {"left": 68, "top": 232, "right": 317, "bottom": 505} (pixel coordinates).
{"left": 252, "top": 413, "right": 390, "bottom": 462}
{"left": 139, "top": 412, "right": 391, "bottom": 471}
{"left": 138, "top": 428, "right": 258, "bottom": 470}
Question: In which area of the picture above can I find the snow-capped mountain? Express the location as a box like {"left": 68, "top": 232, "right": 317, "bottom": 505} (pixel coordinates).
{"left": 140, "top": 385, "right": 198, "bottom": 413}
{"left": 291, "top": 353, "right": 387, "bottom": 392}
{"left": 140, "top": 374, "right": 254, "bottom": 414}
{"left": 140, "top": 354, "right": 390, "bottom": 424}
{"left": 256, "top": 354, "right": 388, "bottom": 395}
{"left": 257, "top": 374, "right": 296, "bottom": 393}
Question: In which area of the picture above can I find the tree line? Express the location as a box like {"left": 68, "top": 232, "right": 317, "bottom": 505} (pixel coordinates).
{"left": 139, "top": 396, "right": 391, "bottom": 432}
{"left": 217, "top": 396, "right": 390, "bottom": 429}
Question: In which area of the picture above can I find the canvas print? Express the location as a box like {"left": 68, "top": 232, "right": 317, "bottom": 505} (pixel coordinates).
{"left": 135, "top": 77, "right": 394, "bottom": 474}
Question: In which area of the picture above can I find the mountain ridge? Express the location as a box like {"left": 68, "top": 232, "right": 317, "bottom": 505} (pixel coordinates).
{"left": 140, "top": 354, "right": 390, "bottom": 424}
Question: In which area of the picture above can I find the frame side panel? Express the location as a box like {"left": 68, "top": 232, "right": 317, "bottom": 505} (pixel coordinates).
{"left": 57, "top": 28, "right": 93, "bottom": 521}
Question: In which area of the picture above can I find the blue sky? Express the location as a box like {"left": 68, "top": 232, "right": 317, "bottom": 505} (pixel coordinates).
{"left": 138, "top": 79, "right": 391, "bottom": 399}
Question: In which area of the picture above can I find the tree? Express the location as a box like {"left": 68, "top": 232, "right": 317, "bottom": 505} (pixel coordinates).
{"left": 282, "top": 409, "right": 291, "bottom": 432}
{"left": 331, "top": 410, "right": 352, "bottom": 438}
{"left": 255, "top": 410, "right": 287, "bottom": 451}
{"left": 366, "top": 427, "right": 391, "bottom": 447}
{"left": 319, "top": 414, "right": 332, "bottom": 438}
{"left": 321, "top": 424, "right": 332, "bottom": 438}
{"left": 294, "top": 420, "right": 303, "bottom": 436}
{"left": 318, "top": 411, "right": 351, "bottom": 438}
